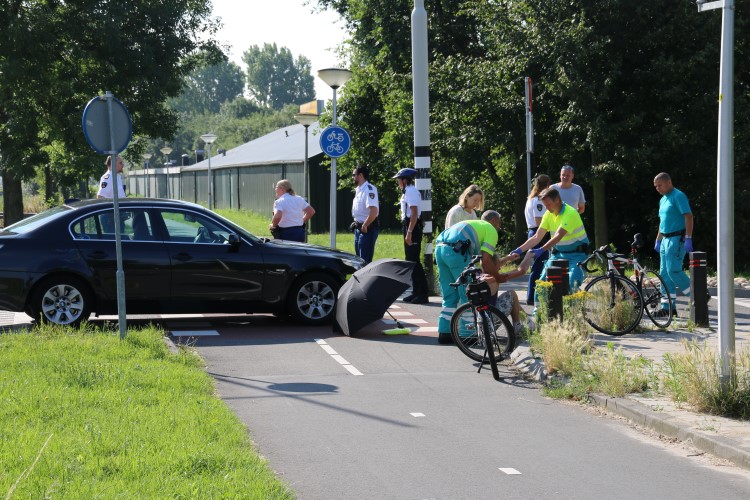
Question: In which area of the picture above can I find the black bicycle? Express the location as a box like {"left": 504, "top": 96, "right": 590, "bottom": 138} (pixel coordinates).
{"left": 449, "top": 255, "right": 515, "bottom": 380}
{"left": 578, "top": 234, "right": 673, "bottom": 335}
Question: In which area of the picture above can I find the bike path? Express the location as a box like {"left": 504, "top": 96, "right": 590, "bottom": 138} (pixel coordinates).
{"left": 502, "top": 277, "right": 750, "bottom": 471}
{"left": 2, "top": 286, "right": 750, "bottom": 472}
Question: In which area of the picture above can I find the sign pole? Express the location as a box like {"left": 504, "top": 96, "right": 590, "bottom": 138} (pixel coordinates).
{"left": 105, "top": 92, "right": 128, "bottom": 339}
{"left": 525, "top": 77, "right": 534, "bottom": 194}
{"left": 83, "top": 92, "right": 132, "bottom": 338}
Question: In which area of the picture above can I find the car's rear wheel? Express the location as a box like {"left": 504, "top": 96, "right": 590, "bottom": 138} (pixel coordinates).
{"left": 287, "top": 272, "right": 339, "bottom": 325}
{"left": 30, "top": 276, "right": 93, "bottom": 328}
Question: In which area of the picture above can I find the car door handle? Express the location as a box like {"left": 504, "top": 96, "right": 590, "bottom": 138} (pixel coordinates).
{"left": 85, "top": 251, "right": 108, "bottom": 260}
{"left": 172, "top": 253, "right": 192, "bottom": 262}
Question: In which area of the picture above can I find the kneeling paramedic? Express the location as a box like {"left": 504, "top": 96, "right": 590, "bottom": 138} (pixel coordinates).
{"left": 435, "top": 210, "right": 527, "bottom": 345}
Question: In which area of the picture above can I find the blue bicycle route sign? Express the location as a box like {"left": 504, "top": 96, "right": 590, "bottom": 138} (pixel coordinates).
{"left": 319, "top": 125, "right": 351, "bottom": 158}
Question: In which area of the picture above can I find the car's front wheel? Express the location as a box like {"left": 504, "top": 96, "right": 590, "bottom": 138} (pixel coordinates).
{"left": 30, "top": 276, "right": 93, "bottom": 328}
{"left": 287, "top": 272, "right": 339, "bottom": 325}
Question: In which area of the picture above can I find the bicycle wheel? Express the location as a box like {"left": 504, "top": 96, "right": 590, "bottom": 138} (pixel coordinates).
{"left": 480, "top": 310, "right": 501, "bottom": 381}
{"left": 582, "top": 275, "right": 643, "bottom": 335}
{"left": 640, "top": 269, "right": 673, "bottom": 328}
{"left": 449, "top": 303, "right": 515, "bottom": 362}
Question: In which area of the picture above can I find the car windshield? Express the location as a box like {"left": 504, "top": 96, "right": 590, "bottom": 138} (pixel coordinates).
{"left": 1, "top": 205, "right": 72, "bottom": 234}
{"left": 206, "top": 210, "right": 262, "bottom": 243}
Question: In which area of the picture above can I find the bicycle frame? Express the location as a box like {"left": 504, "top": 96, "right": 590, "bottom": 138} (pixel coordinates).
{"left": 581, "top": 237, "right": 673, "bottom": 330}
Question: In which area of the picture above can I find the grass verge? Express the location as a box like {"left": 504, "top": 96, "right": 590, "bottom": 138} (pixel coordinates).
{"left": 215, "top": 207, "right": 412, "bottom": 265}
{"left": 0, "top": 324, "right": 292, "bottom": 498}
{"left": 534, "top": 285, "right": 750, "bottom": 419}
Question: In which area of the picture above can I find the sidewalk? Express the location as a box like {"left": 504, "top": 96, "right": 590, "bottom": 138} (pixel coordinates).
{"left": 504, "top": 276, "right": 750, "bottom": 471}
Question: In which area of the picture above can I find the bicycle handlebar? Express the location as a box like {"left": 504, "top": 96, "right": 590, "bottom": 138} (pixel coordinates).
{"left": 449, "top": 254, "right": 483, "bottom": 288}
{"left": 578, "top": 245, "right": 628, "bottom": 273}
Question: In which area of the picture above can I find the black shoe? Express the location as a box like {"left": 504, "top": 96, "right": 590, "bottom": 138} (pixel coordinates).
{"left": 402, "top": 294, "right": 416, "bottom": 303}
{"left": 654, "top": 309, "right": 672, "bottom": 319}
{"left": 438, "top": 332, "right": 453, "bottom": 344}
{"left": 410, "top": 296, "right": 429, "bottom": 304}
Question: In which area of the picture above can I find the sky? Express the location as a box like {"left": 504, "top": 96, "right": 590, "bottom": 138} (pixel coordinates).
{"left": 210, "top": 0, "right": 349, "bottom": 100}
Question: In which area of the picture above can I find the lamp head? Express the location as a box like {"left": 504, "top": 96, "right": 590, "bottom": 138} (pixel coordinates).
{"left": 317, "top": 68, "right": 353, "bottom": 89}
{"left": 294, "top": 113, "right": 318, "bottom": 127}
{"left": 160, "top": 146, "right": 173, "bottom": 155}
{"left": 200, "top": 133, "right": 218, "bottom": 145}
{"left": 142, "top": 153, "right": 152, "bottom": 161}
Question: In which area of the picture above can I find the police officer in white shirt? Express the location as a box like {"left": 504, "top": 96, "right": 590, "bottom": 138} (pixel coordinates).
{"left": 351, "top": 165, "right": 379, "bottom": 263}
{"left": 97, "top": 156, "right": 126, "bottom": 199}
{"left": 393, "top": 167, "right": 429, "bottom": 304}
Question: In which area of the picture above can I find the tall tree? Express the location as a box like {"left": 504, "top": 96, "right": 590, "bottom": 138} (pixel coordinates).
{"left": 0, "top": 0, "right": 221, "bottom": 223}
{"left": 317, "top": 0, "right": 750, "bottom": 268}
{"left": 169, "top": 56, "right": 246, "bottom": 116}
{"left": 242, "top": 43, "right": 315, "bottom": 109}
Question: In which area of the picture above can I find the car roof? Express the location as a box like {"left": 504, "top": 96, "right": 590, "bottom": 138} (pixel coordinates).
{"left": 65, "top": 198, "right": 203, "bottom": 210}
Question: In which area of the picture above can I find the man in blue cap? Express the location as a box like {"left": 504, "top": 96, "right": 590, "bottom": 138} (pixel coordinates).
{"left": 394, "top": 167, "right": 429, "bottom": 304}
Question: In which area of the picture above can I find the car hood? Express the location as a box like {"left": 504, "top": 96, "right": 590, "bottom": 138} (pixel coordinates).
{"left": 264, "top": 238, "right": 365, "bottom": 263}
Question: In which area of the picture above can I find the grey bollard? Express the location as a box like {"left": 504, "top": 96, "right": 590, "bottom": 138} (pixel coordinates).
{"left": 546, "top": 266, "right": 564, "bottom": 320}
{"left": 550, "top": 259, "right": 569, "bottom": 296}
{"left": 690, "top": 251, "right": 709, "bottom": 327}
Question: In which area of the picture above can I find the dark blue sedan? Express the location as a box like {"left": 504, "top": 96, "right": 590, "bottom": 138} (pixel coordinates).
{"left": 0, "top": 199, "right": 365, "bottom": 327}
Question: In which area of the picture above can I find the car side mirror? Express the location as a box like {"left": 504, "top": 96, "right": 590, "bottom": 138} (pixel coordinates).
{"left": 227, "top": 233, "right": 240, "bottom": 247}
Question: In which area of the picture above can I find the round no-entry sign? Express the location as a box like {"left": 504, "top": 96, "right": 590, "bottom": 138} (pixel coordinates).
{"left": 82, "top": 93, "right": 132, "bottom": 154}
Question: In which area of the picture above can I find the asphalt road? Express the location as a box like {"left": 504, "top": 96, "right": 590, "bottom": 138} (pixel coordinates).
{"left": 172, "top": 312, "right": 750, "bottom": 500}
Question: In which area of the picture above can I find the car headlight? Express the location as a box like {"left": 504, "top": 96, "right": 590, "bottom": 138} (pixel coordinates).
{"left": 341, "top": 257, "right": 366, "bottom": 271}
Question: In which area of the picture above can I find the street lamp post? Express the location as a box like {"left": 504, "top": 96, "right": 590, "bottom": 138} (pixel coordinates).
{"left": 160, "top": 146, "right": 173, "bottom": 199}
{"left": 200, "top": 133, "right": 218, "bottom": 209}
{"left": 697, "top": 0, "right": 736, "bottom": 385}
{"left": 294, "top": 113, "right": 318, "bottom": 243}
{"left": 317, "top": 68, "right": 352, "bottom": 248}
{"left": 141, "top": 153, "right": 152, "bottom": 198}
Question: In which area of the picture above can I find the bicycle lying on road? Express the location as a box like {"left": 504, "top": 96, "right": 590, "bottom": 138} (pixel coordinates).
{"left": 449, "top": 255, "right": 515, "bottom": 380}
{"left": 578, "top": 233, "right": 673, "bottom": 336}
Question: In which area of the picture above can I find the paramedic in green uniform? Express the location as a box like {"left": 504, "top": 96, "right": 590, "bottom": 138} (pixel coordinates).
{"left": 510, "top": 186, "right": 590, "bottom": 293}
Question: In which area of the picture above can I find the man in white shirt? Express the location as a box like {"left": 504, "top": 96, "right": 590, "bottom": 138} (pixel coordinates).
{"left": 393, "top": 167, "right": 429, "bottom": 304}
{"left": 351, "top": 165, "right": 379, "bottom": 263}
{"left": 97, "top": 156, "right": 126, "bottom": 199}
{"left": 553, "top": 164, "right": 585, "bottom": 213}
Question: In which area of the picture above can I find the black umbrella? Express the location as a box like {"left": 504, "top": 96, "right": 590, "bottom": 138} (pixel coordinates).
{"left": 335, "top": 258, "right": 416, "bottom": 336}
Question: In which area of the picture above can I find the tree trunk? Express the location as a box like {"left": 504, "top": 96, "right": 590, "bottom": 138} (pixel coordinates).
{"left": 593, "top": 178, "right": 608, "bottom": 248}
{"left": 2, "top": 169, "right": 24, "bottom": 226}
{"left": 44, "top": 163, "right": 55, "bottom": 205}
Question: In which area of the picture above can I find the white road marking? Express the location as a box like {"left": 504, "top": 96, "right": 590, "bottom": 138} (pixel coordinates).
{"left": 415, "top": 326, "right": 439, "bottom": 333}
{"left": 410, "top": 412, "right": 425, "bottom": 417}
{"left": 388, "top": 311, "right": 414, "bottom": 317}
{"left": 383, "top": 318, "right": 428, "bottom": 325}
{"left": 499, "top": 468, "right": 522, "bottom": 475}
{"left": 314, "top": 339, "right": 363, "bottom": 376}
{"left": 320, "top": 344, "right": 338, "bottom": 355}
{"left": 331, "top": 354, "right": 350, "bottom": 365}
{"left": 171, "top": 330, "right": 219, "bottom": 336}
{"left": 343, "top": 364, "right": 363, "bottom": 376}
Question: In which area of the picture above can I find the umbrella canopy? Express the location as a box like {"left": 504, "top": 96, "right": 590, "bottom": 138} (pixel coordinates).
{"left": 335, "top": 258, "right": 415, "bottom": 336}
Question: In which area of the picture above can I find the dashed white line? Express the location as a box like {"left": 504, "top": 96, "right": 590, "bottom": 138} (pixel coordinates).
{"left": 314, "top": 339, "right": 363, "bottom": 376}
{"left": 499, "top": 468, "right": 522, "bottom": 475}
{"left": 330, "top": 354, "right": 350, "bottom": 365}
{"left": 320, "top": 344, "right": 338, "bottom": 355}
{"left": 383, "top": 318, "right": 428, "bottom": 325}
{"left": 410, "top": 412, "right": 425, "bottom": 417}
